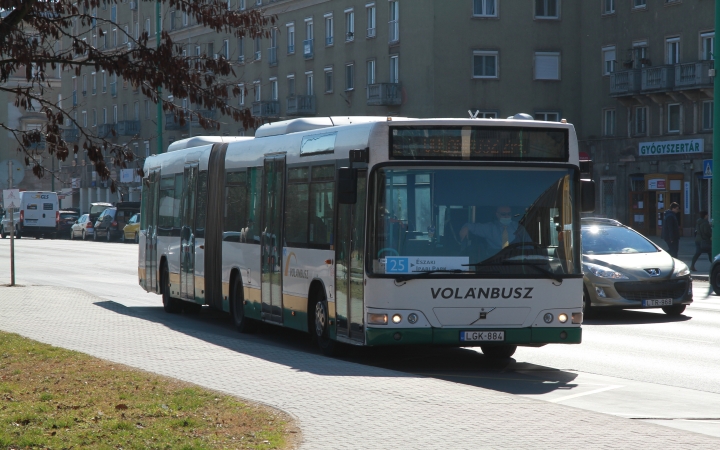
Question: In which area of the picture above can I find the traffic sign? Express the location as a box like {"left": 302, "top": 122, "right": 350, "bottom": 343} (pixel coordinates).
{"left": 3, "top": 189, "right": 21, "bottom": 209}
{"left": 703, "top": 159, "right": 713, "bottom": 179}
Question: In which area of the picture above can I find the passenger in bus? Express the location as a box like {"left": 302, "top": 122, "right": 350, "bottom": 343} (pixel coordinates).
{"left": 458, "top": 205, "right": 532, "bottom": 255}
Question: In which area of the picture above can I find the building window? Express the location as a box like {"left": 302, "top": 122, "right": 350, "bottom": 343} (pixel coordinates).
{"left": 238, "top": 84, "right": 245, "bottom": 105}
{"left": 535, "top": 112, "right": 560, "bottom": 122}
{"left": 473, "top": 51, "right": 498, "bottom": 78}
{"left": 144, "top": 100, "right": 150, "bottom": 119}
{"left": 473, "top": 0, "right": 497, "bottom": 17}
{"left": 633, "top": 0, "right": 646, "bottom": 9}
{"left": 92, "top": 109, "right": 97, "bottom": 127}
{"left": 324, "top": 14, "right": 333, "bottom": 46}
{"left": 603, "top": 0, "right": 615, "bottom": 15}
{"left": 134, "top": 102, "right": 139, "bottom": 120}
{"left": 102, "top": 70, "right": 107, "bottom": 93}
{"left": 367, "top": 59, "right": 376, "bottom": 85}
{"left": 390, "top": 55, "right": 399, "bottom": 83}
{"left": 254, "top": 82, "right": 261, "bottom": 102}
{"left": 287, "top": 75, "right": 295, "bottom": 96}
{"left": 91, "top": 72, "right": 96, "bottom": 95}
{"left": 82, "top": 110, "right": 87, "bottom": 127}
{"left": 535, "top": 0, "right": 559, "bottom": 19}
{"left": 389, "top": 1, "right": 399, "bottom": 43}
{"left": 222, "top": 40, "right": 229, "bottom": 59}
{"left": 366, "top": 4, "right": 376, "bottom": 38}
{"left": 534, "top": 52, "right": 560, "bottom": 80}
{"left": 635, "top": 106, "right": 647, "bottom": 135}
{"left": 633, "top": 41, "right": 649, "bottom": 68}
{"left": 602, "top": 46, "right": 616, "bottom": 75}
{"left": 604, "top": 109, "right": 616, "bottom": 136}
{"left": 666, "top": 37, "right": 680, "bottom": 64}
{"left": 667, "top": 103, "right": 681, "bottom": 133}
{"left": 270, "top": 78, "right": 278, "bottom": 101}
{"left": 702, "top": 32, "right": 714, "bottom": 61}
{"left": 306, "top": 71, "right": 314, "bottom": 95}
{"left": 477, "top": 111, "right": 497, "bottom": 118}
{"left": 345, "top": 9, "right": 355, "bottom": 41}
{"left": 702, "top": 100, "right": 713, "bottom": 130}
{"left": 238, "top": 37, "right": 245, "bottom": 62}
{"left": 287, "top": 23, "right": 295, "bottom": 54}
{"left": 254, "top": 36, "right": 261, "bottom": 60}
{"left": 324, "top": 68, "right": 333, "bottom": 93}
{"left": 345, "top": 63, "right": 354, "bottom": 90}
{"left": 240, "top": 0, "right": 246, "bottom": 10}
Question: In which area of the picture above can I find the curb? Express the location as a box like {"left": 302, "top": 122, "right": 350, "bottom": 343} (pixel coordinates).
{"left": 693, "top": 275, "right": 709, "bottom": 282}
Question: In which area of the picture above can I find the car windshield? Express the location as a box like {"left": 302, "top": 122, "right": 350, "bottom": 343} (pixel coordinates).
{"left": 368, "top": 166, "right": 580, "bottom": 277}
{"left": 90, "top": 205, "right": 110, "bottom": 215}
{"left": 581, "top": 225, "right": 659, "bottom": 255}
{"left": 60, "top": 213, "right": 78, "bottom": 220}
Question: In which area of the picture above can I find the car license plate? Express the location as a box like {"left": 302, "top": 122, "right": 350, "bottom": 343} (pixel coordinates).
{"left": 460, "top": 331, "right": 505, "bottom": 342}
{"left": 643, "top": 299, "right": 673, "bottom": 307}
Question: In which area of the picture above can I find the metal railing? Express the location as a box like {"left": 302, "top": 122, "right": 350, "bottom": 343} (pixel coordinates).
{"left": 367, "top": 83, "right": 401, "bottom": 106}
{"left": 303, "top": 39, "right": 314, "bottom": 59}
{"left": 609, "top": 69, "right": 641, "bottom": 96}
{"left": 191, "top": 109, "right": 217, "bottom": 128}
{"left": 117, "top": 120, "right": 140, "bottom": 136}
{"left": 98, "top": 123, "right": 116, "bottom": 138}
{"left": 641, "top": 65, "right": 674, "bottom": 92}
{"left": 286, "top": 95, "right": 316, "bottom": 116}
{"left": 164, "top": 113, "right": 189, "bottom": 131}
{"left": 674, "top": 60, "right": 714, "bottom": 90}
{"left": 62, "top": 128, "right": 80, "bottom": 143}
{"left": 251, "top": 101, "right": 280, "bottom": 118}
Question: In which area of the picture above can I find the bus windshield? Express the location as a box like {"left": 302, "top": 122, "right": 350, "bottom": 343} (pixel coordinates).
{"left": 368, "top": 166, "right": 580, "bottom": 278}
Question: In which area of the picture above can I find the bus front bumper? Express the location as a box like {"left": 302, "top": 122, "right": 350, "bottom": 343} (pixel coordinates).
{"left": 365, "top": 326, "right": 581, "bottom": 347}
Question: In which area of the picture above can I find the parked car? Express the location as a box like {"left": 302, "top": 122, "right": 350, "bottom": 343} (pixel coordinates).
{"left": 15, "top": 191, "right": 60, "bottom": 239}
{"left": 581, "top": 218, "right": 692, "bottom": 316}
{"left": 708, "top": 255, "right": 720, "bottom": 295}
{"left": 69, "top": 214, "right": 94, "bottom": 240}
{"left": 122, "top": 213, "right": 141, "bottom": 243}
{"left": 89, "top": 202, "right": 113, "bottom": 225}
{"left": 56, "top": 210, "right": 80, "bottom": 238}
{"left": 0, "top": 211, "right": 21, "bottom": 239}
{"left": 94, "top": 203, "right": 140, "bottom": 242}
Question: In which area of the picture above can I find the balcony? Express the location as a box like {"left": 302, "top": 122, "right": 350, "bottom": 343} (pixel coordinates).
{"left": 165, "top": 113, "right": 189, "bottom": 131}
{"left": 252, "top": 101, "right": 280, "bottom": 118}
{"left": 191, "top": 109, "right": 217, "bottom": 128}
{"left": 675, "top": 60, "right": 714, "bottom": 91}
{"left": 303, "top": 39, "right": 314, "bottom": 59}
{"left": 62, "top": 128, "right": 80, "bottom": 143}
{"left": 286, "top": 95, "right": 316, "bottom": 116}
{"left": 609, "top": 69, "right": 641, "bottom": 97}
{"left": 117, "top": 120, "right": 140, "bottom": 136}
{"left": 367, "top": 83, "right": 401, "bottom": 106}
{"left": 641, "top": 65, "right": 674, "bottom": 93}
{"left": 268, "top": 47, "right": 278, "bottom": 66}
{"left": 98, "top": 123, "right": 116, "bottom": 139}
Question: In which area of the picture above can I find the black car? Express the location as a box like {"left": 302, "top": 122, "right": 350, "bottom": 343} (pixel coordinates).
{"left": 56, "top": 210, "right": 80, "bottom": 238}
{"left": 89, "top": 202, "right": 113, "bottom": 224}
{"left": 94, "top": 202, "right": 140, "bottom": 241}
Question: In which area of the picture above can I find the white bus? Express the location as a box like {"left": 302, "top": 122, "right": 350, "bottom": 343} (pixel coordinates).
{"left": 138, "top": 115, "right": 594, "bottom": 358}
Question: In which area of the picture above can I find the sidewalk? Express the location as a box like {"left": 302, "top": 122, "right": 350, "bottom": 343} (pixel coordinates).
{"left": 1, "top": 285, "right": 718, "bottom": 449}
{"left": 646, "top": 235, "right": 712, "bottom": 281}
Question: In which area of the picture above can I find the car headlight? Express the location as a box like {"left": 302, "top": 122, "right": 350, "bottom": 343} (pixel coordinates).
{"left": 673, "top": 262, "right": 690, "bottom": 277}
{"left": 583, "top": 262, "right": 629, "bottom": 279}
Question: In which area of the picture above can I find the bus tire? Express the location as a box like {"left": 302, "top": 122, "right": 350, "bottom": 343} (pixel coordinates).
{"left": 480, "top": 344, "right": 517, "bottom": 359}
{"left": 313, "top": 295, "right": 343, "bottom": 357}
{"left": 161, "top": 263, "right": 181, "bottom": 313}
{"left": 231, "top": 276, "right": 257, "bottom": 333}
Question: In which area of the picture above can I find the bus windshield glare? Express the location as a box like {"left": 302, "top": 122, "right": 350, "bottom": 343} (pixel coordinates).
{"left": 368, "top": 167, "right": 579, "bottom": 277}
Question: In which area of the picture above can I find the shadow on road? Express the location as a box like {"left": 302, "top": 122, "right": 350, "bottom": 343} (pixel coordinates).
{"left": 584, "top": 308, "right": 692, "bottom": 326}
{"left": 93, "top": 300, "right": 580, "bottom": 396}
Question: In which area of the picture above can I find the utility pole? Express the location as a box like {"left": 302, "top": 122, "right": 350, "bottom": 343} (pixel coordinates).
{"left": 714, "top": 0, "right": 720, "bottom": 258}
{"left": 156, "top": 0, "right": 164, "bottom": 155}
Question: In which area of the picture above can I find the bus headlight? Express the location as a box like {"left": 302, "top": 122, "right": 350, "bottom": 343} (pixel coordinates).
{"left": 408, "top": 313, "right": 418, "bottom": 324}
{"left": 543, "top": 313, "right": 554, "bottom": 323}
{"left": 392, "top": 314, "right": 402, "bottom": 324}
{"left": 558, "top": 313, "right": 568, "bottom": 323}
{"left": 368, "top": 313, "right": 388, "bottom": 325}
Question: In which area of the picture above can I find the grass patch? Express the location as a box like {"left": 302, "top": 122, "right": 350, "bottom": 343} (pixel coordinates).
{"left": 0, "top": 331, "right": 297, "bottom": 449}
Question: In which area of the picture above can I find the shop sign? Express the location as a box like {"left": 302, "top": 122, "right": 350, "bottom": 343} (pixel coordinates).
{"left": 639, "top": 139, "right": 704, "bottom": 156}
{"left": 648, "top": 178, "right": 666, "bottom": 190}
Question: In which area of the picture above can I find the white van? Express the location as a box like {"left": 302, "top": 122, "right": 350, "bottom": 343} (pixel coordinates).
{"left": 16, "top": 191, "right": 60, "bottom": 238}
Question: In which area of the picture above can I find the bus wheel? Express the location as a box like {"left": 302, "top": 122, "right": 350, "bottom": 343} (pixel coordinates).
{"left": 313, "top": 296, "right": 343, "bottom": 357}
{"left": 231, "top": 276, "right": 256, "bottom": 333}
{"left": 480, "top": 344, "right": 517, "bottom": 359}
{"left": 161, "top": 263, "right": 181, "bottom": 313}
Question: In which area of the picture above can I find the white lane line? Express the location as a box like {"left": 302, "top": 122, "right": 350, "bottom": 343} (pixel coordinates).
{"left": 549, "top": 385, "right": 623, "bottom": 403}
{"left": 638, "top": 333, "right": 715, "bottom": 344}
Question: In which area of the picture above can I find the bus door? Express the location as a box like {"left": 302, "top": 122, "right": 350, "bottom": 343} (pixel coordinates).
{"left": 261, "top": 155, "right": 286, "bottom": 323}
{"left": 145, "top": 170, "right": 160, "bottom": 293}
{"left": 335, "top": 170, "right": 367, "bottom": 342}
{"left": 180, "top": 163, "right": 198, "bottom": 300}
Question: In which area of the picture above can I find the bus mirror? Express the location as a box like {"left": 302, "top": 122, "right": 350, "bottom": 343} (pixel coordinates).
{"left": 581, "top": 179, "right": 596, "bottom": 213}
{"left": 338, "top": 167, "right": 358, "bottom": 204}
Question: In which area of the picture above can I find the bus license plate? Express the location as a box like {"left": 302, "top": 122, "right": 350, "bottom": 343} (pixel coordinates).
{"left": 461, "top": 331, "right": 505, "bottom": 342}
{"left": 643, "top": 299, "right": 673, "bottom": 307}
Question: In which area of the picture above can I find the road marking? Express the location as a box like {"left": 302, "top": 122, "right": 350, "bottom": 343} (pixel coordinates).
{"left": 549, "top": 385, "right": 623, "bottom": 403}
{"left": 638, "top": 333, "right": 714, "bottom": 344}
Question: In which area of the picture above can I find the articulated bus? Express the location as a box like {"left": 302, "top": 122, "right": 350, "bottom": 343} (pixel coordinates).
{"left": 138, "top": 115, "right": 594, "bottom": 358}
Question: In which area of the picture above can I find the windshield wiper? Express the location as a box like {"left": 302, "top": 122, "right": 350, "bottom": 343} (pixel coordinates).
{"left": 393, "top": 269, "right": 472, "bottom": 282}
{"left": 464, "top": 261, "right": 564, "bottom": 283}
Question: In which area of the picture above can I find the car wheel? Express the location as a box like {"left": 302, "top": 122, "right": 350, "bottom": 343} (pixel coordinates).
{"left": 93, "top": 230, "right": 98, "bottom": 241}
{"left": 582, "top": 286, "right": 593, "bottom": 318}
{"left": 313, "top": 295, "right": 343, "bottom": 356}
{"left": 712, "top": 265, "right": 720, "bottom": 296}
{"left": 231, "top": 276, "right": 257, "bottom": 333}
{"left": 106, "top": 230, "right": 112, "bottom": 242}
{"left": 15, "top": 227, "right": 21, "bottom": 239}
{"left": 69, "top": 229, "right": 74, "bottom": 240}
{"left": 134, "top": 233, "right": 139, "bottom": 244}
{"left": 480, "top": 344, "right": 518, "bottom": 359}
{"left": 82, "top": 230, "right": 87, "bottom": 240}
{"left": 120, "top": 232, "right": 125, "bottom": 243}
{"left": 662, "top": 304, "right": 686, "bottom": 316}
{"left": 161, "top": 263, "right": 181, "bottom": 313}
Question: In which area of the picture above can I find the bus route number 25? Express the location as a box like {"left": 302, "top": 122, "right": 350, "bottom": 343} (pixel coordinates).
{"left": 385, "top": 257, "right": 410, "bottom": 274}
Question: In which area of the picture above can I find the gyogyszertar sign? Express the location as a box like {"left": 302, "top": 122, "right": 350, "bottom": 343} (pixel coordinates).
{"left": 639, "top": 139, "right": 704, "bottom": 156}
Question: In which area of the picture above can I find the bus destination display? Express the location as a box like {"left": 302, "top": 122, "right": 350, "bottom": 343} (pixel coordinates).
{"left": 390, "top": 126, "right": 568, "bottom": 161}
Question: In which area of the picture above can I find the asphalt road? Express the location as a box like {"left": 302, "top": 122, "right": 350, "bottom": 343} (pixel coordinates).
{"left": 2, "top": 237, "right": 719, "bottom": 438}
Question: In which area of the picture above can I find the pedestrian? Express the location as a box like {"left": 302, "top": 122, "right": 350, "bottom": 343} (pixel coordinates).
{"left": 691, "top": 210, "right": 712, "bottom": 271}
{"left": 661, "top": 202, "right": 681, "bottom": 258}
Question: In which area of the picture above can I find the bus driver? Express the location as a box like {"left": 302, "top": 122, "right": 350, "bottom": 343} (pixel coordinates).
{"left": 458, "top": 205, "right": 532, "bottom": 254}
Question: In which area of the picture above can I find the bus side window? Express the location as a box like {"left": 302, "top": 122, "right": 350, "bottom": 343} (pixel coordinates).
{"left": 285, "top": 167, "right": 310, "bottom": 245}
{"left": 245, "top": 167, "right": 262, "bottom": 244}
{"left": 195, "top": 171, "right": 208, "bottom": 238}
{"left": 309, "top": 165, "right": 335, "bottom": 247}
{"left": 224, "top": 171, "right": 247, "bottom": 242}
{"left": 173, "top": 173, "right": 183, "bottom": 235}
{"left": 157, "top": 175, "right": 176, "bottom": 236}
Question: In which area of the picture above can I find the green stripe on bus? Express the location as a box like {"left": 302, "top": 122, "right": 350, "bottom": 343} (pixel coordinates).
{"left": 365, "top": 327, "right": 581, "bottom": 346}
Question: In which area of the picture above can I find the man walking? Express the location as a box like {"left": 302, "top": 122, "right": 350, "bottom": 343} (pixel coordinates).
{"left": 691, "top": 211, "right": 712, "bottom": 271}
{"left": 661, "top": 202, "right": 681, "bottom": 258}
